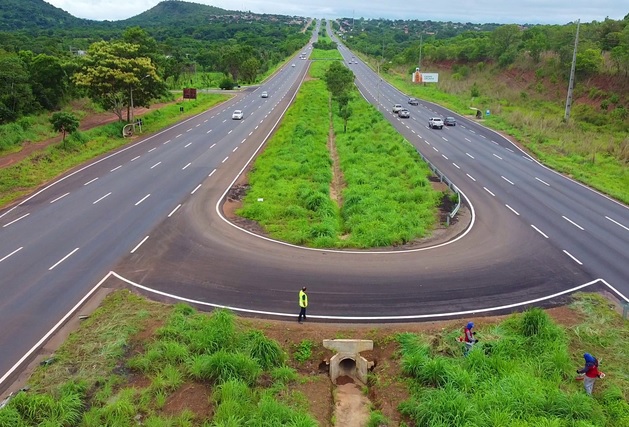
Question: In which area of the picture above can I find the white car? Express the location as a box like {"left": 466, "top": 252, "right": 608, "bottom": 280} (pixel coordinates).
{"left": 261, "top": 91, "right": 268, "bottom": 98}
{"left": 292, "top": 63, "right": 296, "bottom": 67}
{"left": 232, "top": 110, "right": 244, "bottom": 120}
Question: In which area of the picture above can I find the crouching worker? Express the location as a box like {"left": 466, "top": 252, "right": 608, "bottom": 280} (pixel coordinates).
{"left": 462, "top": 321, "right": 478, "bottom": 356}
{"left": 577, "top": 353, "right": 605, "bottom": 395}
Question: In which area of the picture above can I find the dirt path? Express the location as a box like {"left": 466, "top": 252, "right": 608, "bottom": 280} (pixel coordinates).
{"left": 0, "top": 102, "right": 174, "bottom": 169}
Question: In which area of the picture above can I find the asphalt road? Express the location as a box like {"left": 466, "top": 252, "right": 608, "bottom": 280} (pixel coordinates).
{"left": 0, "top": 24, "right": 627, "bottom": 391}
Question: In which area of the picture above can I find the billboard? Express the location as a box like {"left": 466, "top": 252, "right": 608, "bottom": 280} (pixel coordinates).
{"left": 411, "top": 68, "right": 439, "bottom": 83}
{"left": 183, "top": 88, "right": 197, "bottom": 99}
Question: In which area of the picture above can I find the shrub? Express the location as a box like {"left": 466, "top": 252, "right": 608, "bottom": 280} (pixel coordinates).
{"left": 187, "top": 351, "right": 261, "bottom": 385}
{"left": 245, "top": 330, "right": 286, "bottom": 370}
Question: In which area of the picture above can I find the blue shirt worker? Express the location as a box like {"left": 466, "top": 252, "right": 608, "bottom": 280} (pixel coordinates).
{"left": 298, "top": 287, "right": 308, "bottom": 323}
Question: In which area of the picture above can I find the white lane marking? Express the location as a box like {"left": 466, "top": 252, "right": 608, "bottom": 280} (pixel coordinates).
{"left": 493, "top": 154, "right": 503, "bottom": 160}
{"left": 207, "top": 129, "right": 212, "bottom": 134}
{"left": 466, "top": 152, "right": 474, "bottom": 159}
{"left": 531, "top": 224, "right": 549, "bottom": 238}
{"left": 605, "top": 216, "right": 629, "bottom": 231}
{"left": 130, "top": 236, "right": 149, "bottom": 254}
{"left": 49, "top": 247, "right": 79, "bottom": 270}
{"left": 562, "top": 215, "right": 584, "bottom": 230}
{"left": 492, "top": 140, "right": 499, "bottom": 145}
{"left": 110, "top": 165, "right": 122, "bottom": 172}
{"left": 3, "top": 213, "right": 30, "bottom": 228}
{"left": 248, "top": 132, "right": 253, "bottom": 136}
{"left": 442, "top": 154, "right": 448, "bottom": 160}
{"left": 150, "top": 162, "right": 161, "bottom": 169}
{"left": 112, "top": 272, "right": 627, "bottom": 319}
{"left": 196, "top": 123, "right": 201, "bottom": 127}
{"left": 466, "top": 173, "right": 476, "bottom": 182}
{"left": 241, "top": 139, "right": 246, "bottom": 144}
{"left": 255, "top": 125, "right": 259, "bottom": 130}
{"left": 93, "top": 192, "right": 111, "bottom": 204}
{"left": 50, "top": 193, "right": 70, "bottom": 204}
{"left": 563, "top": 250, "right": 583, "bottom": 265}
{"left": 176, "top": 134, "right": 182, "bottom": 138}
{"left": 182, "top": 162, "right": 191, "bottom": 170}
{"left": 453, "top": 163, "right": 460, "bottom": 169}
{"left": 164, "top": 140, "right": 171, "bottom": 145}
{"left": 168, "top": 204, "right": 181, "bottom": 217}
{"left": 501, "top": 176, "right": 515, "bottom": 185}
{"left": 222, "top": 157, "right": 229, "bottom": 163}
{"left": 505, "top": 204, "right": 520, "bottom": 216}
{"left": 442, "top": 137, "right": 448, "bottom": 142}
{"left": 184, "top": 142, "right": 192, "bottom": 148}
{"left": 131, "top": 156, "right": 140, "bottom": 161}
{"left": 210, "top": 143, "right": 216, "bottom": 148}
{"left": 425, "top": 141, "right": 430, "bottom": 145}
{"left": 186, "top": 128, "right": 192, "bottom": 133}
{"left": 228, "top": 130, "right": 233, "bottom": 134}
{"left": 204, "top": 119, "right": 208, "bottom": 123}
{"left": 135, "top": 194, "right": 150, "bottom": 206}
{"left": 191, "top": 184, "right": 202, "bottom": 194}
{"left": 470, "top": 130, "right": 476, "bottom": 134}
{"left": 209, "top": 169, "right": 216, "bottom": 177}
{"left": 222, "top": 119, "right": 227, "bottom": 123}
{"left": 83, "top": 177, "right": 98, "bottom": 186}
{"left": 535, "top": 177, "right": 550, "bottom": 186}
{"left": 0, "top": 247, "right": 23, "bottom": 263}
{"left": 483, "top": 187, "right": 495, "bottom": 196}
{"left": 148, "top": 147, "right": 156, "bottom": 152}
{"left": 465, "top": 138, "right": 471, "bottom": 142}
{"left": 233, "top": 147, "right": 239, "bottom": 152}
{"left": 432, "top": 146, "right": 438, "bottom": 152}
{"left": 411, "top": 130, "right": 416, "bottom": 134}
{"left": 505, "top": 148, "right": 514, "bottom": 153}
{"left": 481, "top": 135, "right": 486, "bottom": 139}
{"left": 523, "top": 156, "right": 533, "bottom": 162}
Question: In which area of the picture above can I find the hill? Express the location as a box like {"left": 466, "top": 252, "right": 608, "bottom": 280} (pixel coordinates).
{"left": 0, "top": 0, "right": 89, "bottom": 31}
{"left": 120, "top": 0, "right": 236, "bottom": 27}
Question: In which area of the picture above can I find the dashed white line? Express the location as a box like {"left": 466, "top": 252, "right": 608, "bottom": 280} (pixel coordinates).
{"left": 204, "top": 119, "right": 208, "bottom": 123}
{"left": 241, "top": 139, "right": 246, "bottom": 144}
{"left": 531, "top": 225, "right": 549, "bottom": 238}
{"left": 164, "top": 140, "right": 171, "bottom": 145}
{"left": 130, "top": 236, "right": 149, "bottom": 254}
{"left": 535, "top": 177, "right": 550, "bottom": 186}
{"left": 191, "top": 184, "right": 202, "bottom": 194}
{"left": 464, "top": 138, "right": 471, "bottom": 142}
{"left": 135, "top": 194, "right": 150, "bottom": 206}
{"left": 442, "top": 154, "right": 448, "bottom": 160}
{"left": 168, "top": 204, "right": 181, "bottom": 217}
{"left": 483, "top": 187, "right": 495, "bottom": 196}
{"left": 184, "top": 142, "right": 192, "bottom": 148}
{"left": 49, "top": 247, "right": 79, "bottom": 270}
{"left": 209, "top": 169, "right": 216, "bottom": 177}
{"left": 562, "top": 215, "right": 584, "bottom": 230}
{"left": 492, "top": 140, "right": 499, "bottom": 145}
{"left": 466, "top": 153, "right": 475, "bottom": 159}
{"left": 255, "top": 125, "right": 259, "bottom": 130}
{"left": 131, "top": 156, "right": 140, "bottom": 161}
{"left": 233, "top": 147, "right": 239, "bottom": 152}
{"left": 605, "top": 216, "right": 629, "bottom": 231}
{"left": 481, "top": 135, "right": 487, "bottom": 139}
{"left": 470, "top": 130, "right": 476, "bottom": 134}
{"left": 222, "top": 119, "right": 227, "bottom": 123}
{"left": 492, "top": 154, "right": 503, "bottom": 160}
{"left": 176, "top": 134, "right": 182, "bottom": 138}
{"left": 411, "top": 130, "right": 416, "bottom": 134}
{"left": 505, "top": 148, "right": 514, "bottom": 153}
{"left": 3, "top": 213, "right": 30, "bottom": 228}
{"left": 93, "top": 192, "right": 111, "bottom": 204}
{"left": 501, "top": 176, "right": 515, "bottom": 185}
{"left": 83, "top": 177, "right": 98, "bottom": 186}
{"left": 563, "top": 250, "right": 583, "bottom": 265}
{"left": 222, "top": 157, "right": 229, "bottom": 163}
{"left": 207, "top": 129, "right": 212, "bottom": 134}
{"left": 148, "top": 147, "right": 156, "bottom": 152}
{"left": 466, "top": 173, "right": 476, "bottom": 182}
{"left": 248, "top": 132, "right": 253, "bottom": 136}
{"left": 195, "top": 123, "right": 201, "bottom": 127}
{"left": 432, "top": 147, "right": 438, "bottom": 152}
{"left": 186, "top": 128, "right": 192, "bottom": 133}
{"left": 110, "top": 165, "right": 122, "bottom": 172}
{"left": 228, "top": 130, "right": 233, "bottom": 134}
{"left": 505, "top": 204, "right": 520, "bottom": 216}
{"left": 452, "top": 163, "right": 460, "bottom": 169}
{"left": 150, "top": 162, "right": 161, "bottom": 169}
{"left": 0, "top": 247, "right": 22, "bottom": 263}
{"left": 182, "top": 162, "right": 191, "bottom": 170}
{"left": 50, "top": 193, "right": 70, "bottom": 204}
{"left": 523, "top": 156, "right": 533, "bottom": 162}
{"left": 442, "top": 137, "right": 448, "bottom": 142}
{"left": 210, "top": 143, "right": 216, "bottom": 148}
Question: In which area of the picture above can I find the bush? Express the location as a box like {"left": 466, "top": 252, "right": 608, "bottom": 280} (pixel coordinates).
{"left": 187, "top": 351, "right": 261, "bottom": 385}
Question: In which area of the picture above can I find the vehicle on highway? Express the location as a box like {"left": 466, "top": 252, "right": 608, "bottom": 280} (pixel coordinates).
{"left": 408, "top": 98, "right": 419, "bottom": 106}
{"left": 392, "top": 104, "right": 403, "bottom": 113}
{"left": 428, "top": 117, "right": 444, "bottom": 129}
{"left": 261, "top": 91, "right": 268, "bottom": 98}
{"left": 292, "top": 63, "right": 296, "bottom": 67}
{"left": 398, "top": 109, "right": 410, "bottom": 118}
{"left": 232, "top": 110, "right": 244, "bottom": 120}
{"left": 444, "top": 116, "right": 456, "bottom": 126}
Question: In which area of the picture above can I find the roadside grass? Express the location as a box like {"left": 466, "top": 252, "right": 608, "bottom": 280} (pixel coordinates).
{"left": 395, "top": 297, "right": 629, "bottom": 426}
{"left": 0, "top": 291, "right": 317, "bottom": 426}
{"left": 310, "top": 49, "right": 343, "bottom": 61}
{"left": 0, "top": 93, "right": 228, "bottom": 207}
{"left": 237, "top": 61, "right": 441, "bottom": 248}
{"left": 384, "top": 67, "right": 629, "bottom": 204}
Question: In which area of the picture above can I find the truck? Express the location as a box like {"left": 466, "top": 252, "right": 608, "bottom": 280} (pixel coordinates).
{"left": 428, "top": 117, "right": 444, "bottom": 129}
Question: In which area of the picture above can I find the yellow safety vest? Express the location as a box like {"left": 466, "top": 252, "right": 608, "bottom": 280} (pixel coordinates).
{"left": 299, "top": 290, "right": 308, "bottom": 308}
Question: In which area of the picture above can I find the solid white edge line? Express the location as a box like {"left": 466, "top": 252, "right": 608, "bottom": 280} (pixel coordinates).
{"left": 2, "top": 213, "right": 30, "bottom": 228}
{"left": 93, "top": 192, "right": 112, "bottom": 205}
{"left": 130, "top": 236, "right": 149, "bottom": 254}
{"left": 505, "top": 204, "right": 520, "bottom": 216}
{"left": 168, "top": 204, "right": 181, "bottom": 217}
{"left": 191, "top": 184, "right": 202, "bottom": 194}
{"left": 605, "top": 216, "right": 629, "bottom": 231}
{"left": 112, "top": 272, "right": 623, "bottom": 320}
{"left": 50, "top": 193, "right": 70, "bottom": 204}
{"left": 49, "top": 247, "right": 79, "bottom": 270}
{"left": 563, "top": 250, "right": 583, "bottom": 265}
{"left": 0, "top": 271, "right": 113, "bottom": 388}
{"left": 0, "top": 247, "right": 22, "bottom": 263}
{"left": 531, "top": 224, "right": 549, "bottom": 238}
{"left": 562, "top": 215, "right": 584, "bottom": 230}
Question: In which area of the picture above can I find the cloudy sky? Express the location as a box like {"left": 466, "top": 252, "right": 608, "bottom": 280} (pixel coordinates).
{"left": 45, "top": 0, "right": 626, "bottom": 25}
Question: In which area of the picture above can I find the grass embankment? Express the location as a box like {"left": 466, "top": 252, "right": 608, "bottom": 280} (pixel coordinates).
{"left": 0, "top": 93, "right": 228, "bottom": 207}
{"left": 237, "top": 58, "right": 441, "bottom": 248}
{"left": 396, "top": 295, "right": 629, "bottom": 426}
{"left": 1, "top": 292, "right": 627, "bottom": 426}
{"left": 385, "top": 69, "right": 629, "bottom": 204}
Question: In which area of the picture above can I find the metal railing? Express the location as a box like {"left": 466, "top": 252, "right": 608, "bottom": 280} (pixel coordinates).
{"left": 415, "top": 149, "right": 461, "bottom": 226}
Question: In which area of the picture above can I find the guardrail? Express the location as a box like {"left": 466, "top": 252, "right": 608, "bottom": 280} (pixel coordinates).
{"left": 415, "top": 149, "right": 461, "bottom": 226}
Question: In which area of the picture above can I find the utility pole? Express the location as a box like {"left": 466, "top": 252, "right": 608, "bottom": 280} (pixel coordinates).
{"left": 418, "top": 33, "right": 423, "bottom": 71}
{"left": 564, "top": 19, "right": 580, "bottom": 122}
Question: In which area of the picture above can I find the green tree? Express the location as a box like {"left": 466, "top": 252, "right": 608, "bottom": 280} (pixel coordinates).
{"left": 490, "top": 24, "right": 522, "bottom": 66}
{"left": 50, "top": 111, "right": 79, "bottom": 147}
{"left": 0, "top": 52, "right": 35, "bottom": 123}
{"left": 576, "top": 48, "right": 603, "bottom": 75}
{"left": 240, "top": 57, "right": 260, "bottom": 83}
{"left": 324, "top": 61, "right": 354, "bottom": 99}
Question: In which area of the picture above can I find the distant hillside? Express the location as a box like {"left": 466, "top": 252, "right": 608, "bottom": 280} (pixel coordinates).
{"left": 0, "top": 0, "right": 88, "bottom": 31}
{"left": 121, "top": 0, "right": 237, "bottom": 27}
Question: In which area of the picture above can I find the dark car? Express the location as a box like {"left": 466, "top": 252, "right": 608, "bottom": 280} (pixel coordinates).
{"left": 444, "top": 116, "right": 456, "bottom": 126}
{"left": 408, "top": 98, "right": 419, "bottom": 106}
{"left": 398, "top": 109, "right": 410, "bottom": 118}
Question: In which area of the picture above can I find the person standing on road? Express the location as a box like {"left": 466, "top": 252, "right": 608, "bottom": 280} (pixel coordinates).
{"left": 463, "top": 321, "right": 478, "bottom": 355}
{"left": 298, "top": 287, "right": 308, "bottom": 323}
{"left": 577, "top": 353, "right": 605, "bottom": 395}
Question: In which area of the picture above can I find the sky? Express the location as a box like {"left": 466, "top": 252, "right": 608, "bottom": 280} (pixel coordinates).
{"left": 45, "top": 0, "right": 627, "bottom": 25}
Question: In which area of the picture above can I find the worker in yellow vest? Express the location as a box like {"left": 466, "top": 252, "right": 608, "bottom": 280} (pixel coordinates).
{"left": 298, "top": 287, "right": 308, "bottom": 323}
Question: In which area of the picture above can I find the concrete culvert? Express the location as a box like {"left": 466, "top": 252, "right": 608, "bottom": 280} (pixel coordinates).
{"left": 339, "top": 357, "right": 357, "bottom": 378}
